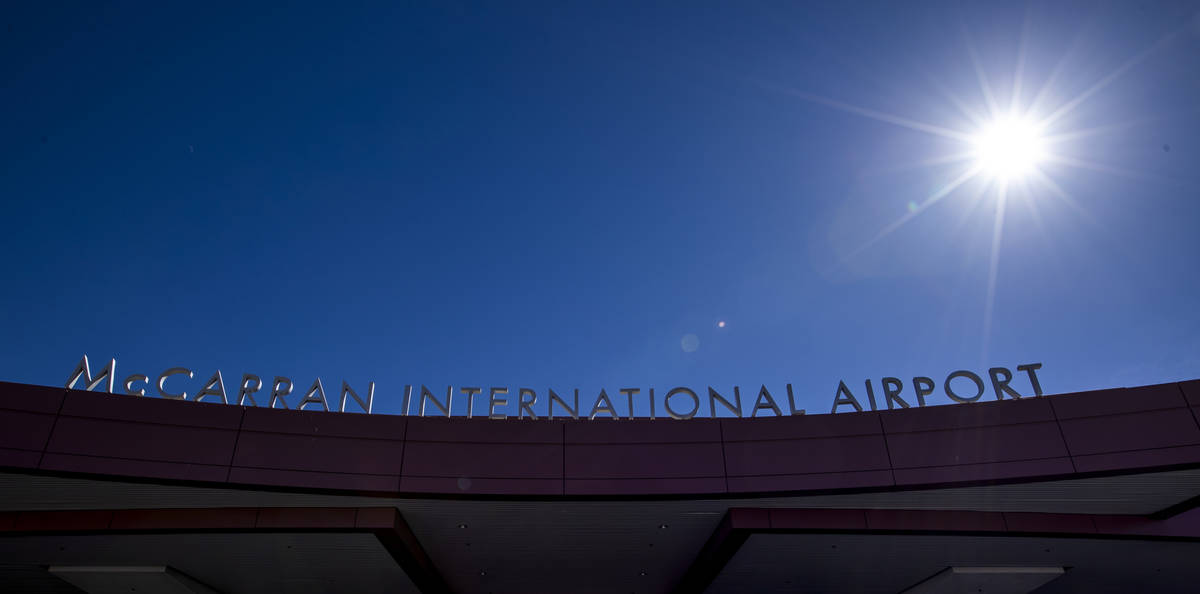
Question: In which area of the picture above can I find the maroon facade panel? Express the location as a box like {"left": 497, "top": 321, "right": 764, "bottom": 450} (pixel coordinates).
{"left": 714, "top": 504, "right": 1200, "bottom": 539}
{"left": 108, "top": 507, "right": 260, "bottom": 530}
{"left": 0, "top": 512, "right": 17, "bottom": 532}
{"left": 231, "top": 406, "right": 407, "bottom": 492}
{"left": 1, "top": 380, "right": 1199, "bottom": 498}
{"left": 1052, "top": 383, "right": 1200, "bottom": 473}
{"left": 39, "top": 388, "right": 243, "bottom": 483}
{"left": 721, "top": 412, "right": 892, "bottom": 494}
{"left": 401, "top": 417, "right": 565, "bottom": 495}
{"left": 564, "top": 418, "right": 725, "bottom": 495}
{"left": 881, "top": 396, "right": 1076, "bottom": 487}
{"left": 41, "top": 454, "right": 230, "bottom": 483}
{"left": 0, "top": 383, "right": 64, "bottom": 471}
{"left": 1183, "top": 380, "right": 1200, "bottom": 446}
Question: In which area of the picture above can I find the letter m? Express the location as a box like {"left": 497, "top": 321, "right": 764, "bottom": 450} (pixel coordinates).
{"left": 65, "top": 355, "right": 116, "bottom": 393}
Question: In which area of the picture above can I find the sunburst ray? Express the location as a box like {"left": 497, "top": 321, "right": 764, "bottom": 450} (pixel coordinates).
{"left": 838, "top": 166, "right": 981, "bottom": 265}
{"left": 1038, "top": 31, "right": 1178, "bottom": 129}
{"left": 981, "top": 182, "right": 1009, "bottom": 363}
{"left": 783, "top": 89, "right": 974, "bottom": 142}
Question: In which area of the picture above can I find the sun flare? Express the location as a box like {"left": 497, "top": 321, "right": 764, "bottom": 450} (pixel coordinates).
{"left": 971, "top": 116, "right": 1047, "bottom": 181}
{"left": 788, "top": 23, "right": 1174, "bottom": 362}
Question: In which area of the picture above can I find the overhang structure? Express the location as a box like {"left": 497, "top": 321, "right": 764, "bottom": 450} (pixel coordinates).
{"left": 1, "top": 379, "right": 1199, "bottom": 593}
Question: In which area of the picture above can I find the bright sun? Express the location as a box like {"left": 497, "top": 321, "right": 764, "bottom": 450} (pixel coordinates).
{"left": 971, "top": 116, "right": 1047, "bottom": 180}
{"left": 791, "top": 28, "right": 1154, "bottom": 360}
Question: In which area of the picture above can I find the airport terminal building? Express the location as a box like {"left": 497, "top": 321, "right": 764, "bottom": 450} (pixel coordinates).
{"left": 1, "top": 378, "right": 1199, "bottom": 593}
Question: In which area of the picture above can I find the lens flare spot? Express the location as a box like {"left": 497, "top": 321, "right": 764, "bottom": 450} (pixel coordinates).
{"left": 680, "top": 334, "right": 700, "bottom": 352}
{"left": 907, "top": 200, "right": 919, "bottom": 213}
{"left": 717, "top": 321, "right": 726, "bottom": 328}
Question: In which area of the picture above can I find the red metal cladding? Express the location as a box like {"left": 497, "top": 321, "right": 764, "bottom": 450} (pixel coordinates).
{"left": 405, "top": 416, "right": 561, "bottom": 443}
{"left": 231, "top": 431, "right": 406, "bottom": 476}
{"left": 227, "top": 466, "right": 401, "bottom": 492}
{"left": 877, "top": 396, "right": 1057, "bottom": 433}
{"left": 1179, "top": 380, "right": 1200, "bottom": 407}
{"left": 892, "top": 458, "right": 1077, "bottom": 487}
{"left": 1050, "top": 383, "right": 1186, "bottom": 419}
{"left": 565, "top": 442, "right": 726, "bottom": 479}
{"left": 0, "top": 382, "right": 66, "bottom": 414}
{"left": 46, "top": 416, "right": 238, "bottom": 466}
{"left": 239, "top": 405, "right": 406, "bottom": 440}
{"left": 566, "top": 417, "right": 721, "bottom": 443}
{"left": 0, "top": 380, "right": 1196, "bottom": 498}
{"left": 884, "top": 422, "right": 1069, "bottom": 468}
{"left": 39, "top": 453, "right": 230, "bottom": 483}
{"left": 60, "top": 389, "right": 242, "bottom": 429}
{"left": 726, "top": 469, "right": 895, "bottom": 493}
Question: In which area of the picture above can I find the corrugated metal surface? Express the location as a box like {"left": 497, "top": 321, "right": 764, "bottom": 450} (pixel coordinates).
{"left": 0, "top": 533, "right": 417, "bottom": 594}
{"left": 710, "top": 533, "right": 1200, "bottom": 594}
{"left": 2, "top": 468, "right": 1199, "bottom": 593}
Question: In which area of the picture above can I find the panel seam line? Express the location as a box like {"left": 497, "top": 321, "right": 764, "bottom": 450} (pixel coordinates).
{"left": 36, "top": 389, "right": 70, "bottom": 469}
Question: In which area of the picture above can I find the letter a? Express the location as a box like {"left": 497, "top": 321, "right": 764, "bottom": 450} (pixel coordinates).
{"left": 751, "top": 385, "right": 783, "bottom": 417}
{"left": 194, "top": 370, "right": 229, "bottom": 404}
{"left": 831, "top": 380, "right": 864, "bottom": 413}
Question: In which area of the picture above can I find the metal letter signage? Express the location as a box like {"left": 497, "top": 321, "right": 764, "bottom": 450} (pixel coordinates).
{"left": 61, "top": 355, "right": 1046, "bottom": 420}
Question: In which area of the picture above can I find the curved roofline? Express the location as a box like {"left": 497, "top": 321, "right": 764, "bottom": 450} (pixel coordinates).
{"left": 1, "top": 379, "right": 1198, "bottom": 500}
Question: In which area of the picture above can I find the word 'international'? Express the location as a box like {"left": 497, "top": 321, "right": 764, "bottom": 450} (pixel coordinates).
{"left": 64, "top": 355, "right": 1045, "bottom": 420}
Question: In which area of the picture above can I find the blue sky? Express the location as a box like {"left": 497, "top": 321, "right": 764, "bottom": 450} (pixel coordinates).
{"left": 2, "top": 1, "right": 1199, "bottom": 417}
